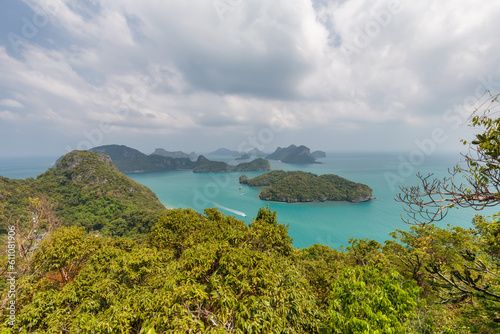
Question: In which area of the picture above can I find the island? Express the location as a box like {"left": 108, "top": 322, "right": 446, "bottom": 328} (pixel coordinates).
{"left": 193, "top": 158, "right": 270, "bottom": 173}
{"left": 266, "top": 145, "right": 319, "bottom": 164}
{"left": 90, "top": 145, "right": 200, "bottom": 173}
{"left": 90, "top": 145, "right": 270, "bottom": 174}
{"left": 236, "top": 148, "right": 267, "bottom": 160}
{"left": 240, "top": 170, "right": 373, "bottom": 203}
{"left": 152, "top": 148, "right": 198, "bottom": 160}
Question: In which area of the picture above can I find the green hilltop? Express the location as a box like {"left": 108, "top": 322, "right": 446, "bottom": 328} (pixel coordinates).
{"left": 0, "top": 150, "right": 165, "bottom": 238}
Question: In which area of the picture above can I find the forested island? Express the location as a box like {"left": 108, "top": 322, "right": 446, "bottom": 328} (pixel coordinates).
{"left": 240, "top": 170, "right": 373, "bottom": 203}
{"left": 90, "top": 144, "right": 270, "bottom": 174}
{"left": 193, "top": 158, "right": 270, "bottom": 173}
{"left": 1, "top": 147, "right": 500, "bottom": 332}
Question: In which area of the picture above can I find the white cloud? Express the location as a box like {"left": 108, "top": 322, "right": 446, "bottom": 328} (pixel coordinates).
{"left": 0, "top": 99, "right": 23, "bottom": 108}
{"left": 1, "top": 0, "right": 500, "bottom": 155}
{"left": 0, "top": 110, "right": 19, "bottom": 121}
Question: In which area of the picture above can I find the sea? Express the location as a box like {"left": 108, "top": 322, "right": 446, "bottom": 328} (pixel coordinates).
{"left": 1, "top": 152, "right": 496, "bottom": 249}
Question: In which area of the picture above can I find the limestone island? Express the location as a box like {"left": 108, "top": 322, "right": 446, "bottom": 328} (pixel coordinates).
{"left": 265, "top": 145, "right": 322, "bottom": 164}
{"left": 239, "top": 170, "right": 373, "bottom": 203}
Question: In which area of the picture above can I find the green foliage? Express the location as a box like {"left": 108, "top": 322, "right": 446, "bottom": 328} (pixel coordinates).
{"left": 345, "top": 238, "right": 386, "bottom": 267}
{"left": 243, "top": 170, "right": 372, "bottom": 203}
{"left": 388, "top": 221, "right": 500, "bottom": 331}
{"left": 242, "top": 170, "right": 290, "bottom": 187}
{"left": 31, "top": 226, "right": 102, "bottom": 287}
{"left": 387, "top": 224, "right": 478, "bottom": 294}
{"left": 296, "top": 244, "right": 347, "bottom": 306}
{"left": 6, "top": 208, "right": 321, "bottom": 333}
{"left": 247, "top": 205, "right": 294, "bottom": 256}
{"left": 325, "top": 265, "right": 425, "bottom": 334}
{"left": 1, "top": 202, "right": 476, "bottom": 333}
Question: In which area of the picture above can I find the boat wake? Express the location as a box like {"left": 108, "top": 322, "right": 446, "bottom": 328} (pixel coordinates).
{"left": 210, "top": 201, "right": 247, "bottom": 217}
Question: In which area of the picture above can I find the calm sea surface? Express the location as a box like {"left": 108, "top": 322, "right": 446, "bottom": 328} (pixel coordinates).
{"left": 1, "top": 152, "right": 496, "bottom": 248}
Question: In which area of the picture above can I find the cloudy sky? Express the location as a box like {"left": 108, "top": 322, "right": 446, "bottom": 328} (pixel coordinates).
{"left": 1, "top": 0, "right": 500, "bottom": 157}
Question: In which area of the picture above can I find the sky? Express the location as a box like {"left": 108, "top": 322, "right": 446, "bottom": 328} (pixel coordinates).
{"left": 1, "top": 0, "right": 500, "bottom": 157}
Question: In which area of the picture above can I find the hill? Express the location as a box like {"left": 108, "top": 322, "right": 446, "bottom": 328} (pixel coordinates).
{"left": 266, "top": 145, "right": 317, "bottom": 164}
{"left": 0, "top": 150, "right": 166, "bottom": 237}
{"left": 193, "top": 158, "right": 271, "bottom": 173}
{"left": 240, "top": 170, "right": 373, "bottom": 203}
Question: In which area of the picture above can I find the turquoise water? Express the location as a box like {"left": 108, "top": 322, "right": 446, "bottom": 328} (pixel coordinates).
{"left": 1, "top": 152, "right": 496, "bottom": 249}
{"left": 127, "top": 152, "right": 497, "bottom": 249}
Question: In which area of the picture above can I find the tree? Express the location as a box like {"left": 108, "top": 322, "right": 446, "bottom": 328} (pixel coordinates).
{"left": 397, "top": 91, "right": 500, "bottom": 226}
{"left": 396, "top": 91, "right": 500, "bottom": 329}
{"left": 324, "top": 265, "right": 426, "bottom": 333}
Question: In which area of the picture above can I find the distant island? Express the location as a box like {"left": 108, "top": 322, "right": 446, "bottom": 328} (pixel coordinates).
{"left": 266, "top": 145, "right": 320, "bottom": 164}
{"left": 193, "top": 158, "right": 270, "bottom": 173}
{"left": 152, "top": 148, "right": 198, "bottom": 160}
{"left": 90, "top": 145, "right": 200, "bottom": 173}
{"left": 240, "top": 170, "right": 373, "bottom": 203}
{"left": 90, "top": 145, "right": 270, "bottom": 174}
{"left": 209, "top": 147, "right": 268, "bottom": 160}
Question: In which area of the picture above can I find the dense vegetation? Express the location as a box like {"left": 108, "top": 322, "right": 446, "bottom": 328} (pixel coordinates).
{"left": 193, "top": 158, "right": 271, "bottom": 173}
{"left": 2, "top": 201, "right": 499, "bottom": 332}
{"left": 241, "top": 170, "right": 373, "bottom": 203}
